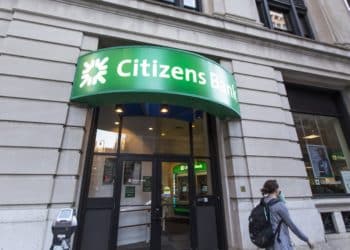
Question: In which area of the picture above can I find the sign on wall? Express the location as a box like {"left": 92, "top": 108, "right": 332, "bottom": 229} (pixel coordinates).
{"left": 142, "top": 176, "right": 152, "bottom": 192}
{"left": 306, "top": 144, "right": 334, "bottom": 178}
{"left": 125, "top": 186, "right": 135, "bottom": 198}
{"left": 70, "top": 46, "right": 240, "bottom": 118}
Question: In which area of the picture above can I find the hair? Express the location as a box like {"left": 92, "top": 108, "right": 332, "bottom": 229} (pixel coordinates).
{"left": 261, "top": 180, "right": 279, "bottom": 195}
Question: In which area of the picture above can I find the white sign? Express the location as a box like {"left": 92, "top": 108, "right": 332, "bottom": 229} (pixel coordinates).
{"left": 306, "top": 144, "right": 334, "bottom": 178}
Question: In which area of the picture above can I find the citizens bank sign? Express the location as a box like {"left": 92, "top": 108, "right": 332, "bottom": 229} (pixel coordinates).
{"left": 70, "top": 46, "right": 240, "bottom": 118}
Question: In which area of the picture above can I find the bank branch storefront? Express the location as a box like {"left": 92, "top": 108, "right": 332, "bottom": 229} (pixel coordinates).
{"left": 71, "top": 46, "right": 240, "bottom": 250}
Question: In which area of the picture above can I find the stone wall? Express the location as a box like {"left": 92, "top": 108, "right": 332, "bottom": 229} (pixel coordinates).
{"left": 0, "top": 0, "right": 349, "bottom": 249}
{"left": 0, "top": 3, "right": 96, "bottom": 249}
{"left": 220, "top": 60, "right": 325, "bottom": 249}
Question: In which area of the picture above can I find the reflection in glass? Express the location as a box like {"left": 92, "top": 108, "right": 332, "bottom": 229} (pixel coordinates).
{"left": 121, "top": 117, "right": 190, "bottom": 155}
{"left": 342, "top": 211, "right": 350, "bottom": 232}
{"left": 293, "top": 113, "right": 350, "bottom": 194}
{"left": 194, "top": 159, "right": 213, "bottom": 196}
{"left": 94, "top": 106, "right": 122, "bottom": 153}
{"left": 117, "top": 161, "right": 152, "bottom": 249}
{"left": 321, "top": 213, "right": 336, "bottom": 234}
{"left": 269, "top": 10, "right": 291, "bottom": 31}
{"left": 94, "top": 129, "right": 119, "bottom": 153}
{"left": 193, "top": 114, "right": 209, "bottom": 156}
{"left": 184, "top": 0, "right": 197, "bottom": 8}
{"left": 88, "top": 155, "right": 116, "bottom": 198}
{"left": 161, "top": 162, "right": 191, "bottom": 250}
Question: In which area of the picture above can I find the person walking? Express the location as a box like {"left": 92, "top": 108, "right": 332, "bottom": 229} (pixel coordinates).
{"left": 261, "top": 180, "right": 314, "bottom": 250}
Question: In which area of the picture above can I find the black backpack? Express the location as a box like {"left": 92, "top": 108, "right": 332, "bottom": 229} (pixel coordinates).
{"left": 248, "top": 198, "right": 283, "bottom": 248}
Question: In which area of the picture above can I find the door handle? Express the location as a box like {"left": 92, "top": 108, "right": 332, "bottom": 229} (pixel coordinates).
{"left": 151, "top": 207, "right": 161, "bottom": 218}
{"left": 197, "top": 197, "right": 208, "bottom": 203}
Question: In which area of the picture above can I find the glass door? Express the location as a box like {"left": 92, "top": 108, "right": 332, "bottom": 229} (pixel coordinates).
{"left": 116, "top": 160, "right": 153, "bottom": 250}
{"left": 158, "top": 160, "right": 192, "bottom": 250}
{"left": 115, "top": 158, "right": 193, "bottom": 250}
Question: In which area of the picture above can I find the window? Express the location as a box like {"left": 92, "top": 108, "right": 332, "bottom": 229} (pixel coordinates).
{"left": 321, "top": 213, "right": 337, "bottom": 234}
{"left": 287, "top": 85, "right": 350, "bottom": 196}
{"left": 293, "top": 113, "right": 350, "bottom": 194}
{"left": 342, "top": 212, "right": 350, "bottom": 232}
{"left": 269, "top": 9, "right": 292, "bottom": 32}
{"left": 157, "top": 0, "right": 201, "bottom": 11}
{"left": 256, "top": 0, "right": 313, "bottom": 38}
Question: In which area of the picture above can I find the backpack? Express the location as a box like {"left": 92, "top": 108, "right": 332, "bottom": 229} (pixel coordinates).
{"left": 248, "top": 198, "right": 283, "bottom": 248}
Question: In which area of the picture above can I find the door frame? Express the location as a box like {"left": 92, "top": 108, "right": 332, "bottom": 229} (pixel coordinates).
{"left": 112, "top": 154, "right": 194, "bottom": 250}
{"left": 74, "top": 109, "right": 228, "bottom": 250}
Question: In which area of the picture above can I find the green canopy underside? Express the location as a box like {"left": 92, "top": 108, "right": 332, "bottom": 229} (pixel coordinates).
{"left": 71, "top": 91, "right": 240, "bottom": 119}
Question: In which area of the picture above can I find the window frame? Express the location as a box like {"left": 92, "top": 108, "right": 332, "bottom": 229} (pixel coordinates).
{"left": 287, "top": 83, "right": 350, "bottom": 197}
{"left": 268, "top": 5, "right": 294, "bottom": 33}
{"left": 157, "top": 0, "right": 202, "bottom": 11}
{"left": 256, "top": 0, "right": 314, "bottom": 38}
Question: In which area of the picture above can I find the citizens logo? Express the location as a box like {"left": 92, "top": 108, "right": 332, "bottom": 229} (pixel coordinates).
{"left": 80, "top": 57, "right": 109, "bottom": 88}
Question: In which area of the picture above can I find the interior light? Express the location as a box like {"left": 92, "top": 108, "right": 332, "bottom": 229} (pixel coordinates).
{"left": 160, "top": 105, "right": 169, "bottom": 114}
{"left": 114, "top": 105, "right": 123, "bottom": 113}
{"left": 149, "top": 127, "right": 153, "bottom": 131}
{"left": 303, "top": 134, "right": 320, "bottom": 140}
{"left": 192, "top": 124, "right": 196, "bottom": 128}
{"left": 161, "top": 132, "right": 166, "bottom": 136}
{"left": 114, "top": 121, "right": 120, "bottom": 126}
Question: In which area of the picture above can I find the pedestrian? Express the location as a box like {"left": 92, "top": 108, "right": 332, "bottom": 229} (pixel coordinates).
{"left": 261, "top": 180, "right": 314, "bottom": 250}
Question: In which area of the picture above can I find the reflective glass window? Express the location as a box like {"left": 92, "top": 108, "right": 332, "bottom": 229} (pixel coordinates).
{"left": 88, "top": 155, "right": 116, "bottom": 198}
{"left": 293, "top": 113, "right": 350, "bottom": 194}
{"left": 184, "top": 0, "right": 197, "bottom": 8}
{"left": 193, "top": 114, "right": 209, "bottom": 157}
{"left": 342, "top": 211, "right": 350, "bottom": 232}
{"left": 194, "top": 159, "right": 213, "bottom": 196}
{"left": 117, "top": 161, "right": 152, "bottom": 248}
{"left": 94, "top": 106, "right": 122, "bottom": 153}
{"left": 321, "top": 213, "right": 336, "bottom": 234}
{"left": 269, "top": 9, "right": 292, "bottom": 32}
{"left": 121, "top": 116, "right": 190, "bottom": 155}
{"left": 158, "top": 0, "right": 199, "bottom": 10}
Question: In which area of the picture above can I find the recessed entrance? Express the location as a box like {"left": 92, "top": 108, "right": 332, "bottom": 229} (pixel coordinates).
{"left": 117, "top": 158, "right": 194, "bottom": 250}
{"left": 77, "top": 104, "right": 226, "bottom": 250}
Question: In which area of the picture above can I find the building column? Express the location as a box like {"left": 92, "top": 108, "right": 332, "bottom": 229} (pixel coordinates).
{"left": 0, "top": 3, "right": 97, "bottom": 248}
{"left": 42, "top": 35, "right": 99, "bottom": 250}
{"left": 221, "top": 59, "right": 326, "bottom": 249}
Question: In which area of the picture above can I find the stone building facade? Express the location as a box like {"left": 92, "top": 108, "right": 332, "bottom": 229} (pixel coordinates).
{"left": 0, "top": 0, "right": 350, "bottom": 249}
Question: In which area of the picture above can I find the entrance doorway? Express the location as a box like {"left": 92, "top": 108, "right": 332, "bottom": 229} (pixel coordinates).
{"left": 77, "top": 104, "right": 226, "bottom": 250}
{"left": 116, "top": 158, "right": 193, "bottom": 250}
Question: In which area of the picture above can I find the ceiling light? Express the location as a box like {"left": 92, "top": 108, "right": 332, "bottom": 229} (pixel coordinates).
{"left": 192, "top": 124, "right": 196, "bottom": 128}
{"left": 114, "top": 121, "right": 120, "bottom": 125}
{"left": 114, "top": 105, "right": 123, "bottom": 113}
{"left": 161, "top": 132, "right": 166, "bottom": 136}
{"left": 149, "top": 127, "right": 153, "bottom": 131}
{"left": 303, "top": 134, "right": 320, "bottom": 140}
{"left": 160, "top": 105, "right": 169, "bottom": 114}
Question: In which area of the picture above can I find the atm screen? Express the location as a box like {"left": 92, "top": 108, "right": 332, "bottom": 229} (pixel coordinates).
{"left": 57, "top": 209, "right": 73, "bottom": 222}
